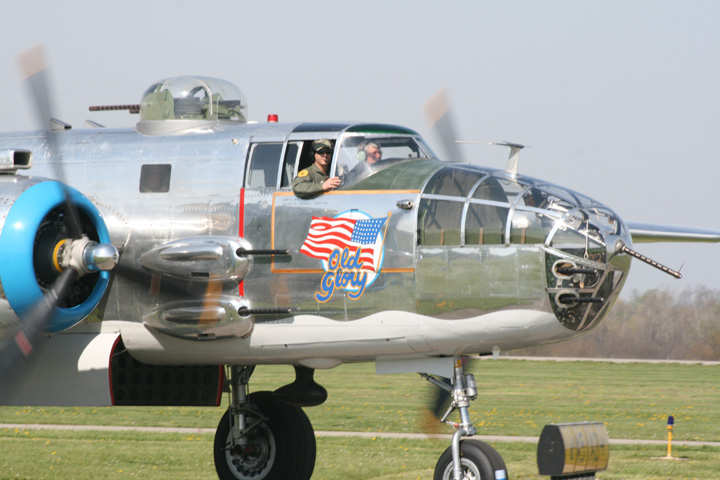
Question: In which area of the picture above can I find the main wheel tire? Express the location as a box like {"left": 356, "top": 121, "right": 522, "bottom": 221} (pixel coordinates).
{"left": 433, "top": 439, "right": 496, "bottom": 480}
{"left": 272, "top": 394, "right": 316, "bottom": 480}
{"left": 213, "top": 391, "right": 316, "bottom": 480}
{"left": 283, "top": 399, "right": 316, "bottom": 480}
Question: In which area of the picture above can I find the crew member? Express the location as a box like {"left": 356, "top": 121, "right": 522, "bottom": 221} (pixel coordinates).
{"left": 348, "top": 140, "right": 383, "bottom": 179}
{"left": 358, "top": 141, "right": 382, "bottom": 165}
{"left": 292, "top": 139, "right": 341, "bottom": 199}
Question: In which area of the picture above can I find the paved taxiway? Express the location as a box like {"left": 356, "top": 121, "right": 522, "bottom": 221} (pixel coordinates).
{"left": 5, "top": 358, "right": 717, "bottom": 446}
{"left": 1, "top": 423, "right": 718, "bottom": 447}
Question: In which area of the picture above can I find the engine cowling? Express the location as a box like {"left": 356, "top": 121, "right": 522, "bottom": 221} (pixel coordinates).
{"left": 0, "top": 176, "right": 112, "bottom": 335}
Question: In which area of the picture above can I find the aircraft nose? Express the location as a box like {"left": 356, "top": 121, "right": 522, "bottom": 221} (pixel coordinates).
{"left": 543, "top": 207, "right": 632, "bottom": 332}
{"left": 414, "top": 164, "right": 631, "bottom": 332}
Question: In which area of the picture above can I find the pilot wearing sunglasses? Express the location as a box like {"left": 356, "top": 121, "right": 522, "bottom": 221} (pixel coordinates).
{"left": 292, "top": 139, "right": 342, "bottom": 199}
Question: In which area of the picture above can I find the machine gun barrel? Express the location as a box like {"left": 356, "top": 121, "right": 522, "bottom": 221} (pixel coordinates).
{"left": 88, "top": 104, "right": 140, "bottom": 114}
{"left": 235, "top": 249, "right": 290, "bottom": 256}
{"left": 617, "top": 243, "right": 682, "bottom": 279}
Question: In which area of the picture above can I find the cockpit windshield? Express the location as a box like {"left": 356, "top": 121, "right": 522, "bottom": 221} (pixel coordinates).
{"left": 334, "top": 134, "right": 437, "bottom": 187}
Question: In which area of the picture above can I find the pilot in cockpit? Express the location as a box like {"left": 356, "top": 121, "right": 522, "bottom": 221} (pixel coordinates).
{"left": 292, "top": 139, "right": 342, "bottom": 199}
{"left": 358, "top": 141, "right": 383, "bottom": 165}
{"left": 348, "top": 141, "right": 383, "bottom": 178}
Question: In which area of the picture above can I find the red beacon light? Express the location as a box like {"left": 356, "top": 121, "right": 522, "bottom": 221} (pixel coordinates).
{"left": 267, "top": 114, "right": 278, "bottom": 123}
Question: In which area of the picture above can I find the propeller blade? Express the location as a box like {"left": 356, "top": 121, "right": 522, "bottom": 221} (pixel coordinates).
{"left": 17, "top": 45, "right": 54, "bottom": 130}
{"left": 0, "top": 268, "right": 77, "bottom": 402}
{"left": 17, "top": 44, "right": 83, "bottom": 240}
{"left": 1, "top": 46, "right": 96, "bottom": 401}
{"left": 424, "top": 88, "right": 465, "bottom": 163}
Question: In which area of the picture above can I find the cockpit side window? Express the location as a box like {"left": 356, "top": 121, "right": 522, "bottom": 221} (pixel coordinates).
{"left": 285, "top": 139, "right": 340, "bottom": 180}
{"left": 245, "top": 143, "right": 283, "bottom": 188}
{"left": 337, "top": 135, "right": 434, "bottom": 187}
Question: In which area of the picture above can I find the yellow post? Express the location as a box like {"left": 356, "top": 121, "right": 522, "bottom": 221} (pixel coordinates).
{"left": 666, "top": 415, "right": 675, "bottom": 459}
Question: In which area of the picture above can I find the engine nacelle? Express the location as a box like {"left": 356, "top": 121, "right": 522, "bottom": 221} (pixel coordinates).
{"left": 0, "top": 176, "right": 112, "bottom": 335}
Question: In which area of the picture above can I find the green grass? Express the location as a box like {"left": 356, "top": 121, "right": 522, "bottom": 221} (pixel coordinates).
{"left": 0, "top": 429, "right": 717, "bottom": 480}
{"left": 1, "top": 359, "right": 719, "bottom": 479}
{"left": 288, "top": 359, "right": 719, "bottom": 442}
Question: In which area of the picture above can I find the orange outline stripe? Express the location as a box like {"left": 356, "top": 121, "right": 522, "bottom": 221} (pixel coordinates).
{"left": 271, "top": 267, "right": 415, "bottom": 274}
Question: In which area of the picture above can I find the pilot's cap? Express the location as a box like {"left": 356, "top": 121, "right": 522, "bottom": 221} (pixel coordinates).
{"left": 312, "top": 139, "right": 334, "bottom": 152}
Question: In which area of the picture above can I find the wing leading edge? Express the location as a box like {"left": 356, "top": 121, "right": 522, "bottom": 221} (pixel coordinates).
{"left": 627, "top": 222, "right": 720, "bottom": 244}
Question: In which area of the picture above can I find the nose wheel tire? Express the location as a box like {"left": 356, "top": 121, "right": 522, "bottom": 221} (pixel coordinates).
{"left": 433, "top": 439, "right": 507, "bottom": 480}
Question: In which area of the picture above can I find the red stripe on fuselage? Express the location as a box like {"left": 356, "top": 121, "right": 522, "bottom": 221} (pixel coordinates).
{"left": 238, "top": 188, "right": 245, "bottom": 297}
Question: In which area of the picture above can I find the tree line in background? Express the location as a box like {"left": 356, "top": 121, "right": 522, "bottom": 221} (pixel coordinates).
{"left": 514, "top": 286, "right": 720, "bottom": 360}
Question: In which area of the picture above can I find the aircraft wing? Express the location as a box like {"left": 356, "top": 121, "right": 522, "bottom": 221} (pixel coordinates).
{"left": 627, "top": 222, "right": 720, "bottom": 244}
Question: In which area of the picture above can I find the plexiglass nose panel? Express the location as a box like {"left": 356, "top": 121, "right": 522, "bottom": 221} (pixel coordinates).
{"left": 417, "top": 166, "right": 631, "bottom": 330}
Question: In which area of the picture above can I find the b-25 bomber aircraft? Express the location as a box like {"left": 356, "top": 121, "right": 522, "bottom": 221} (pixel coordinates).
{"left": 1, "top": 48, "right": 719, "bottom": 480}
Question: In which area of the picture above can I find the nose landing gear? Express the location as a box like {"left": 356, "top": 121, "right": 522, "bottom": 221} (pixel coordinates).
{"left": 423, "top": 357, "right": 508, "bottom": 480}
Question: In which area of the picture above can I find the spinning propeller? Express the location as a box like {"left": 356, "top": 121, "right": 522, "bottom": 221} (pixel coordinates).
{"left": 0, "top": 45, "right": 119, "bottom": 400}
{"left": 424, "top": 88, "right": 465, "bottom": 164}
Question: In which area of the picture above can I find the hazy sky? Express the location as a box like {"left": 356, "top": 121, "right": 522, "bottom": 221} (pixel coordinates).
{"left": 2, "top": 0, "right": 718, "bottom": 298}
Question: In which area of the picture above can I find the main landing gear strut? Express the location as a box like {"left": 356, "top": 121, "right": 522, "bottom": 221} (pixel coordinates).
{"left": 213, "top": 365, "right": 316, "bottom": 480}
{"left": 422, "top": 357, "right": 509, "bottom": 480}
{"left": 214, "top": 358, "right": 506, "bottom": 480}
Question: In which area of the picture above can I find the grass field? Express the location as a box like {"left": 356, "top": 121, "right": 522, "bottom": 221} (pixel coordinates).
{"left": 1, "top": 359, "right": 719, "bottom": 479}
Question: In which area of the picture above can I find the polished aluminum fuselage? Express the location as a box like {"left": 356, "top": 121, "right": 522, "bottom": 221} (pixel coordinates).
{"left": 0, "top": 120, "right": 631, "bottom": 367}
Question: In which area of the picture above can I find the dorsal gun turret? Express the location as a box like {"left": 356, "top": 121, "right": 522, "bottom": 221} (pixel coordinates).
{"left": 136, "top": 76, "right": 247, "bottom": 135}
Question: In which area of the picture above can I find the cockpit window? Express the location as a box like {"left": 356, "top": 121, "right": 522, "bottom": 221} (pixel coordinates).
{"left": 246, "top": 143, "right": 283, "bottom": 188}
{"left": 335, "top": 134, "right": 436, "bottom": 187}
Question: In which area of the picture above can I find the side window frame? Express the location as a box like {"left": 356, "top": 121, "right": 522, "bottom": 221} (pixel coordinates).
{"left": 245, "top": 142, "right": 284, "bottom": 189}
{"left": 296, "top": 141, "right": 318, "bottom": 174}
{"left": 280, "top": 141, "right": 303, "bottom": 188}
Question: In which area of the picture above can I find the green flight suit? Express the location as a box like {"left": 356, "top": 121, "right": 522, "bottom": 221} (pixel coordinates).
{"left": 292, "top": 163, "right": 328, "bottom": 199}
